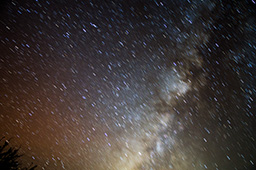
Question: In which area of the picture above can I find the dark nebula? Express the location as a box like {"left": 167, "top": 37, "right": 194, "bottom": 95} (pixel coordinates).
{"left": 0, "top": 0, "right": 256, "bottom": 169}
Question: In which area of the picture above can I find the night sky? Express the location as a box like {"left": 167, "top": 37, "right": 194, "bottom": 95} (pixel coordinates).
{"left": 0, "top": 0, "right": 256, "bottom": 169}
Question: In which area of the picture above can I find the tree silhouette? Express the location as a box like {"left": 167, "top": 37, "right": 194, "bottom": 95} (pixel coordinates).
{"left": 0, "top": 137, "right": 37, "bottom": 170}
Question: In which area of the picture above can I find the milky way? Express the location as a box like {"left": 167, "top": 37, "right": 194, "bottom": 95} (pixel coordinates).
{"left": 0, "top": 0, "right": 256, "bottom": 170}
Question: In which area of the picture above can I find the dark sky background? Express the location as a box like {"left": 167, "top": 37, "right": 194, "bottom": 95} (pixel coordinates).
{"left": 0, "top": 0, "right": 256, "bottom": 169}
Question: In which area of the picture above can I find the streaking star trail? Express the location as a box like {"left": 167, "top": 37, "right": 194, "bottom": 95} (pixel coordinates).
{"left": 0, "top": 0, "right": 256, "bottom": 170}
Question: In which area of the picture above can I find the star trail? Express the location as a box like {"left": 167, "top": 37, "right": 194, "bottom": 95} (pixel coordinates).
{"left": 0, "top": 0, "right": 256, "bottom": 169}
